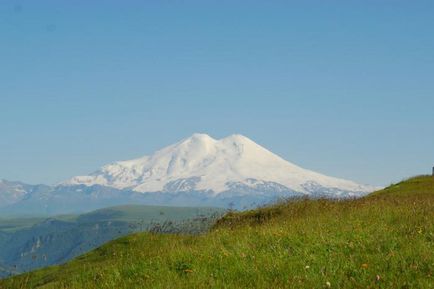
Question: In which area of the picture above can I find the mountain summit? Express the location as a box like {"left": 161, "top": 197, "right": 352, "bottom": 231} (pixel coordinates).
{"left": 65, "top": 133, "right": 375, "bottom": 197}
{"left": 0, "top": 134, "right": 377, "bottom": 215}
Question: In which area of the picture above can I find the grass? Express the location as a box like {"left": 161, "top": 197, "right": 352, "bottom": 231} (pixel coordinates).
{"left": 0, "top": 205, "right": 224, "bottom": 232}
{"left": 0, "top": 215, "right": 77, "bottom": 233}
{"left": 76, "top": 205, "right": 224, "bottom": 224}
{"left": 0, "top": 205, "right": 224, "bottom": 278}
{"left": 1, "top": 176, "right": 433, "bottom": 288}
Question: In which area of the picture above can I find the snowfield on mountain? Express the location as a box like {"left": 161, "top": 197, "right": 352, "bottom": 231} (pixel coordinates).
{"left": 66, "top": 133, "right": 376, "bottom": 197}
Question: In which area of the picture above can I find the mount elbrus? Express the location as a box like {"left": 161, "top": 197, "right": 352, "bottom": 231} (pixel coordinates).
{"left": 0, "top": 134, "right": 376, "bottom": 215}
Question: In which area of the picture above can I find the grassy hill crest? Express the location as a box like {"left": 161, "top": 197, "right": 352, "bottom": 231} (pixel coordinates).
{"left": 1, "top": 176, "right": 433, "bottom": 289}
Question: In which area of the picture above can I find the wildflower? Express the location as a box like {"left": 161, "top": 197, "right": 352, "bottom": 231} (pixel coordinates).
{"left": 305, "top": 265, "right": 310, "bottom": 269}
{"left": 326, "top": 281, "right": 331, "bottom": 287}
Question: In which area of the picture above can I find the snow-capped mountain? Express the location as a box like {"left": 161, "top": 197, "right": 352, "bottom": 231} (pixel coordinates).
{"left": 0, "top": 134, "right": 378, "bottom": 215}
{"left": 65, "top": 133, "right": 375, "bottom": 198}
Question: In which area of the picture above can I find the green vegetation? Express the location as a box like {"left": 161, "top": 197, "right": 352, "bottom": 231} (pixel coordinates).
{"left": 0, "top": 217, "right": 47, "bottom": 232}
{"left": 0, "top": 205, "right": 224, "bottom": 278}
{"left": 1, "top": 176, "right": 433, "bottom": 289}
{"left": 76, "top": 205, "right": 221, "bottom": 224}
{"left": 0, "top": 214, "right": 78, "bottom": 232}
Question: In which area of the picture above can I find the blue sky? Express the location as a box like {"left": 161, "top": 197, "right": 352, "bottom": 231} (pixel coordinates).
{"left": 1, "top": 0, "right": 433, "bottom": 186}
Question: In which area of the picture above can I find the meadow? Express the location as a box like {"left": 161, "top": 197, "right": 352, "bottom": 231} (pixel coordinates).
{"left": 1, "top": 176, "right": 433, "bottom": 288}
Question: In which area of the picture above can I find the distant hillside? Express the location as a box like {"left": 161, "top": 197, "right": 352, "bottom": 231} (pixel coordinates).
{"left": 0, "top": 205, "right": 223, "bottom": 279}
{"left": 1, "top": 176, "right": 432, "bottom": 288}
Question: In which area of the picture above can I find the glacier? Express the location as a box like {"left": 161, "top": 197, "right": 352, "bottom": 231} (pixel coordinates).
{"left": 65, "top": 133, "right": 375, "bottom": 195}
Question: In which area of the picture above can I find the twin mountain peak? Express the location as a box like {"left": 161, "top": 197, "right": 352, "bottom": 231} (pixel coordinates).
{"left": 64, "top": 133, "right": 375, "bottom": 197}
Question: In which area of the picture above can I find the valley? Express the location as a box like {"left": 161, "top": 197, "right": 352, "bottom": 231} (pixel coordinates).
{"left": 0, "top": 205, "right": 223, "bottom": 279}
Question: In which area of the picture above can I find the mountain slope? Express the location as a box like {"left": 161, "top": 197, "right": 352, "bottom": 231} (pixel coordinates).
{"left": 0, "top": 205, "right": 223, "bottom": 279}
{"left": 65, "top": 133, "right": 375, "bottom": 196}
{"left": 0, "top": 180, "right": 51, "bottom": 208}
{"left": 2, "top": 175, "right": 432, "bottom": 289}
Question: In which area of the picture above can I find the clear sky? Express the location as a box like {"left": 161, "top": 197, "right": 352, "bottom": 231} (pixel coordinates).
{"left": 1, "top": 0, "right": 433, "bottom": 187}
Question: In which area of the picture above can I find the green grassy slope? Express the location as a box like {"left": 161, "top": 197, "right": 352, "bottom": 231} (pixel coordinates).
{"left": 0, "top": 205, "right": 224, "bottom": 279}
{"left": 76, "top": 205, "right": 222, "bottom": 224}
{"left": 1, "top": 176, "right": 433, "bottom": 289}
